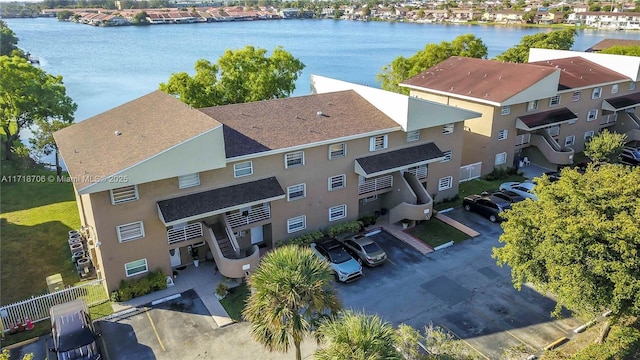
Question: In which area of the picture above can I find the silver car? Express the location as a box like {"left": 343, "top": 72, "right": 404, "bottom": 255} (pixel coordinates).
{"left": 340, "top": 234, "right": 387, "bottom": 267}
{"left": 311, "top": 239, "right": 363, "bottom": 282}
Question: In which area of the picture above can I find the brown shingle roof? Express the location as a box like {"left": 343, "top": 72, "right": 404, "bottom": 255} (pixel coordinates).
{"left": 529, "top": 57, "right": 628, "bottom": 89}
{"left": 199, "top": 90, "right": 400, "bottom": 158}
{"left": 586, "top": 39, "right": 640, "bottom": 52}
{"left": 54, "top": 91, "right": 220, "bottom": 186}
{"left": 400, "top": 56, "right": 557, "bottom": 104}
{"left": 355, "top": 142, "right": 444, "bottom": 176}
{"left": 604, "top": 92, "right": 640, "bottom": 110}
{"left": 517, "top": 107, "right": 577, "bottom": 130}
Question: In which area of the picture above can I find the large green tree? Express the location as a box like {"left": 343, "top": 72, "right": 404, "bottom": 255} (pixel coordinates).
{"left": 29, "top": 117, "right": 74, "bottom": 177}
{"left": 584, "top": 129, "right": 627, "bottom": 164}
{"left": 600, "top": 45, "right": 640, "bottom": 57}
{"left": 314, "top": 311, "right": 402, "bottom": 360}
{"left": 160, "top": 45, "right": 305, "bottom": 107}
{"left": 242, "top": 245, "right": 341, "bottom": 360}
{"left": 493, "top": 164, "right": 640, "bottom": 323}
{"left": 377, "top": 34, "right": 488, "bottom": 94}
{"left": 0, "top": 21, "right": 20, "bottom": 57}
{"left": 495, "top": 28, "right": 577, "bottom": 63}
{"left": 0, "top": 56, "right": 76, "bottom": 160}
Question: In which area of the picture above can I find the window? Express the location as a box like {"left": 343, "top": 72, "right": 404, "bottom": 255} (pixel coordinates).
{"left": 438, "top": 176, "right": 453, "bottom": 191}
{"left": 178, "top": 173, "right": 200, "bottom": 189}
{"left": 369, "top": 135, "right": 388, "bottom": 151}
{"left": 501, "top": 106, "right": 511, "bottom": 115}
{"left": 592, "top": 87, "right": 602, "bottom": 99}
{"left": 286, "top": 183, "right": 306, "bottom": 201}
{"left": 572, "top": 91, "right": 581, "bottom": 102}
{"left": 125, "top": 259, "right": 148, "bottom": 277}
{"left": 527, "top": 100, "right": 539, "bottom": 111}
{"left": 498, "top": 129, "right": 508, "bottom": 141}
{"left": 285, "top": 151, "right": 304, "bottom": 168}
{"left": 611, "top": 84, "right": 619, "bottom": 94}
{"left": 328, "top": 174, "right": 346, "bottom": 191}
{"left": 441, "top": 150, "right": 453, "bottom": 162}
{"left": 564, "top": 135, "right": 575, "bottom": 147}
{"left": 630, "top": 82, "right": 637, "bottom": 91}
{"left": 406, "top": 130, "right": 420, "bottom": 142}
{"left": 110, "top": 185, "right": 138, "bottom": 204}
{"left": 549, "top": 95, "right": 560, "bottom": 106}
{"left": 329, "top": 204, "right": 347, "bottom": 221}
{"left": 584, "top": 130, "right": 594, "bottom": 140}
{"left": 442, "top": 124, "right": 454, "bottom": 134}
{"left": 329, "top": 143, "right": 346, "bottom": 159}
{"left": 116, "top": 221, "right": 144, "bottom": 243}
{"left": 234, "top": 161, "right": 253, "bottom": 177}
{"left": 287, "top": 215, "right": 306, "bottom": 233}
{"left": 494, "top": 152, "right": 507, "bottom": 165}
{"left": 587, "top": 109, "right": 598, "bottom": 121}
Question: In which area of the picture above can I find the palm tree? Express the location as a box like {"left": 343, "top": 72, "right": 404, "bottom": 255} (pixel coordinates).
{"left": 242, "top": 245, "right": 341, "bottom": 360}
{"left": 314, "top": 310, "right": 403, "bottom": 360}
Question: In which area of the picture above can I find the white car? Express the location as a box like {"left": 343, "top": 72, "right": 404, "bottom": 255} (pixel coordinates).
{"left": 499, "top": 182, "right": 537, "bottom": 200}
{"left": 311, "top": 239, "right": 363, "bottom": 283}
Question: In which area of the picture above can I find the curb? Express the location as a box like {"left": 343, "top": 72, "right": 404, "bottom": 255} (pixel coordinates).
{"left": 2, "top": 336, "right": 41, "bottom": 350}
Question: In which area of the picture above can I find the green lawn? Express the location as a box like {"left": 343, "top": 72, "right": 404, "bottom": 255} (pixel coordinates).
{"left": 434, "top": 174, "right": 526, "bottom": 211}
{"left": 219, "top": 283, "right": 249, "bottom": 322}
{"left": 407, "top": 219, "right": 470, "bottom": 248}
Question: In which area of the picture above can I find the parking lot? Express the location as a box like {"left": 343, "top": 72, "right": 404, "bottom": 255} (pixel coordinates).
{"left": 9, "top": 207, "right": 584, "bottom": 360}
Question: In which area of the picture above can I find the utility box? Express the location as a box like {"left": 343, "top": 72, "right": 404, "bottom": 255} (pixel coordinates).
{"left": 46, "top": 274, "right": 65, "bottom": 293}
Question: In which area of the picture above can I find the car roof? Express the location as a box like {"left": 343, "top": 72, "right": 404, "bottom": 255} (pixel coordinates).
{"left": 54, "top": 312, "right": 95, "bottom": 351}
{"left": 485, "top": 195, "right": 512, "bottom": 206}
{"left": 315, "top": 238, "right": 342, "bottom": 250}
{"left": 351, "top": 237, "right": 375, "bottom": 246}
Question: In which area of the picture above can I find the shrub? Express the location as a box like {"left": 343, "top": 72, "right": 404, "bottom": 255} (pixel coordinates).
{"left": 112, "top": 269, "right": 167, "bottom": 302}
{"left": 573, "top": 324, "right": 640, "bottom": 360}
{"left": 326, "top": 220, "right": 363, "bottom": 238}
{"left": 483, "top": 167, "right": 509, "bottom": 181}
{"left": 276, "top": 230, "right": 324, "bottom": 247}
{"left": 358, "top": 214, "right": 378, "bottom": 227}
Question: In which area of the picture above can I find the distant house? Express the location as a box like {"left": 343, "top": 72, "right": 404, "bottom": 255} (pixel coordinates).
{"left": 571, "top": 11, "right": 640, "bottom": 29}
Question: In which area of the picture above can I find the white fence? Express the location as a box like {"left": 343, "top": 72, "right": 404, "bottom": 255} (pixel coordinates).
{"left": 0, "top": 278, "right": 108, "bottom": 333}
{"left": 459, "top": 162, "right": 482, "bottom": 183}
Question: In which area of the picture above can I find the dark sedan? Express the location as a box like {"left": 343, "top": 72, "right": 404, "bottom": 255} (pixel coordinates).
{"left": 481, "top": 189, "right": 525, "bottom": 203}
{"left": 462, "top": 194, "right": 512, "bottom": 223}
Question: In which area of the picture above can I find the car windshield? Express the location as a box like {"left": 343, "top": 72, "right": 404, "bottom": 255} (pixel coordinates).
{"left": 362, "top": 243, "right": 381, "bottom": 253}
{"left": 328, "top": 248, "right": 352, "bottom": 264}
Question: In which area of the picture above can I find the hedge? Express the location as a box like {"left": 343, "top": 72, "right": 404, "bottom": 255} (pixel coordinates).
{"left": 110, "top": 269, "right": 167, "bottom": 302}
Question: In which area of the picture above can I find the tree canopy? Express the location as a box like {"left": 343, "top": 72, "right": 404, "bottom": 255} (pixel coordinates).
{"left": 584, "top": 129, "right": 627, "bottom": 164}
{"left": 29, "top": 117, "right": 74, "bottom": 176}
{"left": 160, "top": 45, "right": 305, "bottom": 107}
{"left": 493, "top": 164, "right": 640, "bottom": 320}
{"left": 377, "top": 34, "right": 488, "bottom": 94}
{"left": 495, "top": 28, "right": 577, "bottom": 63}
{"left": 0, "top": 56, "right": 76, "bottom": 160}
{"left": 242, "top": 245, "right": 341, "bottom": 360}
{"left": 599, "top": 45, "right": 640, "bottom": 57}
{"left": 0, "top": 21, "right": 20, "bottom": 57}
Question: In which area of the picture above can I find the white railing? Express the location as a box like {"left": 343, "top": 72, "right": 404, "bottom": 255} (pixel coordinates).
{"left": 223, "top": 219, "right": 240, "bottom": 255}
{"left": 515, "top": 133, "right": 531, "bottom": 146}
{"left": 358, "top": 174, "right": 393, "bottom": 195}
{"left": 0, "top": 279, "right": 108, "bottom": 333}
{"left": 226, "top": 204, "right": 271, "bottom": 229}
{"left": 406, "top": 166, "right": 428, "bottom": 180}
{"left": 459, "top": 162, "right": 482, "bottom": 183}
{"left": 167, "top": 222, "right": 203, "bottom": 245}
{"left": 600, "top": 113, "right": 618, "bottom": 126}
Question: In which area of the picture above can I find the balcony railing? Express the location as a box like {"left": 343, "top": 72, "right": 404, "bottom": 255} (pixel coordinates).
{"left": 358, "top": 174, "right": 393, "bottom": 195}
{"left": 167, "top": 222, "right": 203, "bottom": 245}
{"left": 600, "top": 113, "right": 617, "bottom": 126}
{"left": 406, "top": 166, "right": 428, "bottom": 181}
{"left": 515, "top": 133, "right": 531, "bottom": 146}
{"left": 226, "top": 204, "right": 271, "bottom": 228}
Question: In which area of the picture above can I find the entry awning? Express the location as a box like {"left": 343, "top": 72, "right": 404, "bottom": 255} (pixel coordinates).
{"left": 355, "top": 142, "right": 445, "bottom": 178}
{"left": 157, "top": 176, "right": 285, "bottom": 226}
{"left": 516, "top": 107, "right": 577, "bottom": 131}
{"left": 602, "top": 92, "right": 640, "bottom": 111}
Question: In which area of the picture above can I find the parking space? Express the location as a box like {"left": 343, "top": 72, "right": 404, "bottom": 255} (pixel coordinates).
{"left": 338, "top": 209, "right": 584, "bottom": 359}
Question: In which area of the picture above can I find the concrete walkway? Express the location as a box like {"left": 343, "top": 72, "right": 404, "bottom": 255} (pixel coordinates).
{"left": 434, "top": 212, "right": 481, "bottom": 238}
{"left": 110, "top": 260, "right": 235, "bottom": 327}
{"left": 382, "top": 224, "right": 434, "bottom": 254}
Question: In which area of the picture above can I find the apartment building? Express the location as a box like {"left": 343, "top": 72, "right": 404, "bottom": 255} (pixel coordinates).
{"left": 54, "top": 78, "right": 480, "bottom": 292}
{"left": 400, "top": 50, "right": 640, "bottom": 175}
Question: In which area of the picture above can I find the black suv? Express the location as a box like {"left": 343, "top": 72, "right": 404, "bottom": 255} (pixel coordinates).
{"left": 620, "top": 147, "right": 640, "bottom": 166}
{"left": 462, "top": 194, "right": 512, "bottom": 223}
{"left": 49, "top": 300, "right": 102, "bottom": 360}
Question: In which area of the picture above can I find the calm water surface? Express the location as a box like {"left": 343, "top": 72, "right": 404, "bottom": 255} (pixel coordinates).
{"left": 6, "top": 18, "right": 639, "bottom": 122}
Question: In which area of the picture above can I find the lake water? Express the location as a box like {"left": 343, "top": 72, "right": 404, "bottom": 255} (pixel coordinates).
{"left": 6, "top": 18, "right": 639, "bottom": 122}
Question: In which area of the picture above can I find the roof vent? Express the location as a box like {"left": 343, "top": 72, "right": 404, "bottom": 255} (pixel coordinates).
{"left": 483, "top": 74, "right": 487, "bottom": 78}
{"left": 317, "top": 111, "right": 323, "bottom": 116}
{"left": 115, "top": 130, "right": 122, "bottom": 136}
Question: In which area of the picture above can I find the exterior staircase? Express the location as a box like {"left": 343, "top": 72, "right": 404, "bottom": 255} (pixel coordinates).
{"left": 211, "top": 223, "right": 238, "bottom": 259}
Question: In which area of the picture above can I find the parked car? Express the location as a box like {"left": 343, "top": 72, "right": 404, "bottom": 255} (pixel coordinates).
{"left": 49, "top": 299, "right": 102, "bottom": 360}
{"left": 311, "top": 238, "right": 363, "bottom": 282}
{"left": 462, "top": 194, "right": 512, "bottom": 223}
{"left": 339, "top": 234, "right": 387, "bottom": 267}
{"left": 542, "top": 171, "right": 561, "bottom": 182}
{"left": 481, "top": 189, "right": 525, "bottom": 203}
{"left": 499, "top": 181, "right": 537, "bottom": 200}
{"left": 619, "top": 147, "right": 640, "bottom": 166}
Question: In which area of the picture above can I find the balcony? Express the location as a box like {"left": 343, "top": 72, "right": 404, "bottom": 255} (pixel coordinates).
{"left": 225, "top": 204, "right": 271, "bottom": 229}
{"left": 599, "top": 113, "right": 618, "bottom": 127}
{"left": 358, "top": 174, "right": 393, "bottom": 195}
{"left": 515, "top": 133, "right": 531, "bottom": 147}
{"left": 167, "top": 222, "right": 203, "bottom": 245}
